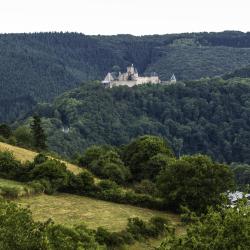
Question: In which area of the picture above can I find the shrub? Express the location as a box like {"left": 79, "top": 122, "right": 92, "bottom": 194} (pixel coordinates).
{"left": 67, "top": 171, "right": 95, "bottom": 194}
{"left": 134, "top": 179, "right": 159, "bottom": 196}
{"left": 90, "top": 150, "right": 131, "bottom": 184}
{"left": 0, "top": 151, "right": 23, "bottom": 179}
{"left": 0, "top": 124, "right": 12, "bottom": 139}
{"left": 28, "top": 180, "right": 47, "bottom": 194}
{"left": 13, "top": 126, "right": 33, "bottom": 148}
{"left": 33, "top": 153, "right": 48, "bottom": 165}
{"left": 127, "top": 216, "right": 168, "bottom": 240}
{"left": 29, "top": 159, "right": 70, "bottom": 193}
{"left": 159, "top": 203, "right": 250, "bottom": 250}
{"left": 47, "top": 224, "right": 100, "bottom": 250}
{"left": 78, "top": 145, "right": 110, "bottom": 167}
{"left": 7, "top": 136, "right": 17, "bottom": 146}
{"left": 149, "top": 216, "right": 169, "bottom": 236}
{"left": 0, "top": 199, "right": 48, "bottom": 249}
{"left": 0, "top": 186, "right": 19, "bottom": 199}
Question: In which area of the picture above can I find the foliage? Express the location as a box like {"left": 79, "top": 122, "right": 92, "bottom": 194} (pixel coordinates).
{"left": 0, "top": 124, "right": 12, "bottom": 139}
{"left": 122, "top": 135, "right": 174, "bottom": 181}
{"left": 78, "top": 145, "right": 110, "bottom": 167}
{"left": 33, "top": 78, "right": 250, "bottom": 165}
{"left": 90, "top": 150, "right": 131, "bottom": 184}
{"left": 0, "top": 151, "right": 23, "bottom": 179}
{"left": 13, "top": 126, "right": 33, "bottom": 148}
{"left": 46, "top": 224, "right": 101, "bottom": 250}
{"left": 159, "top": 202, "right": 250, "bottom": 250}
{"left": 156, "top": 154, "right": 234, "bottom": 212}
{"left": 127, "top": 216, "right": 168, "bottom": 240}
{"left": 0, "top": 199, "right": 48, "bottom": 250}
{"left": 0, "top": 199, "right": 102, "bottom": 250}
{"left": 230, "top": 163, "right": 250, "bottom": 191}
{"left": 30, "top": 115, "right": 47, "bottom": 150}
{"left": 95, "top": 216, "right": 168, "bottom": 248}
{"left": 0, "top": 197, "right": 169, "bottom": 249}
{"left": 33, "top": 153, "right": 49, "bottom": 165}
{"left": 67, "top": 171, "right": 96, "bottom": 194}
{"left": 3, "top": 31, "right": 250, "bottom": 123}
{"left": 28, "top": 159, "right": 70, "bottom": 193}
{"left": 79, "top": 145, "right": 131, "bottom": 184}
{"left": 134, "top": 179, "right": 159, "bottom": 196}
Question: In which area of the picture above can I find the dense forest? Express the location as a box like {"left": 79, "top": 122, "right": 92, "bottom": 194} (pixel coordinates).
{"left": 16, "top": 76, "right": 249, "bottom": 164}
{"left": 2, "top": 31, "right": 250, "bottom": 122}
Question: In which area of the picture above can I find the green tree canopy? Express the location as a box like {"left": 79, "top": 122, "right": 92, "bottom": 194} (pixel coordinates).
{"left": 157, "top": 154, "right": 234, "bottom": 212}
{"left": 0, "top": 124, "right": 12, "bottom": 139}
{"left": 122, "top": 135, "right": 174, "bottom": 181}
{"left": 159, "top": 202, "right": 250, "bottom": 249}
{"left": 30, "top": 115, "right": 47, "bottom": 150}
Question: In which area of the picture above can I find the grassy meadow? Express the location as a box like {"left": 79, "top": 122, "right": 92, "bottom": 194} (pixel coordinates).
{"left": 18, "top": 193, "right": 182, "bottom": 232}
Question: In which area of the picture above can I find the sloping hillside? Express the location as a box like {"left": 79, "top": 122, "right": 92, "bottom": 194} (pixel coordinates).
{"left": 2, "top": 31, "right": 250, "bottom": 122}
{"left": 36, "top": 78, "right": 250, "bottom": 164}
{"left": 18, "top": 193, "right": 182, "bottom": 232}
{"left": 0, "top": 142, "right": 82, "bottom": 174}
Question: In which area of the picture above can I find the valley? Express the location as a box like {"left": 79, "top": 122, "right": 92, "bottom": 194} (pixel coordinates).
{"left": 0, "top": 31, "right": 249, "bottom": 250}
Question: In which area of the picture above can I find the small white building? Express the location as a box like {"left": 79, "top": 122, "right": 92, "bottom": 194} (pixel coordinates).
{"left": 228, "top": 191, "right": 250, "bottom": 205}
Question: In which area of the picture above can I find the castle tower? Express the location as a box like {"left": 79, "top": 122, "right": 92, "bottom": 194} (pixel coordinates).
{"left": 127, "top": 64, "right": 135, "bottom": 75}
{"left": 170, "top": 74, "right": 177, "bottom": 83}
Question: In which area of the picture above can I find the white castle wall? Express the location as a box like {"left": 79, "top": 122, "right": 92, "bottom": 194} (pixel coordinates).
{"left": 109, "top": 76, "right": 160, "bottom": 88}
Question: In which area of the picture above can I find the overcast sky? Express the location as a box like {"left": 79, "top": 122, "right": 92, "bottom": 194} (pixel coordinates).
{"left": 0, "top": 0, "right": 249, "bottom": 35}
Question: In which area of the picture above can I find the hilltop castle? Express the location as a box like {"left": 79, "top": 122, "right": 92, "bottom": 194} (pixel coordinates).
{"left": 102, "top": 64, "right": 165, "bottom": 88}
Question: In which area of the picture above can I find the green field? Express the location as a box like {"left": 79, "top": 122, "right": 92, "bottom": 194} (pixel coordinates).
{"left": 0, "top": 178, "right": 35, "bottom": 198}
{"left": 18, "top": 193, "right": 182, "bottom": 232}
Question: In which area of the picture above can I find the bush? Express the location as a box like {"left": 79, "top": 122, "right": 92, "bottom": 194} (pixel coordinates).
{"left": 134, "top": 179, "right": 159, "bottom": 196}
{"left": 28, "top": 180, "right": 48, "bottom": 194}
{"left": 7, "top": 136, "right": 17, "bottom": 146}
{"left": 127, "top": 216, "right": 168, "bottom": 240}
{"left": 0, "top": 124, "right": 12, "bottom": 139}
{"left": 47, "top": 224, "right": 100, "bottom": 250}
{"left": 149, "top": 216, "right": 169, "bottom": 236}
{"left": 78, "top": 145, "right": 108, "bottom": 167}
{"left": 127, "top": 217, "right": 148, "bottom": 240}
{"left": 29, "top": 159, "right": 70, "bottom": 193}
{"left": 0, "top": 151, "right": 23, "bottom": 179}
{"left": 13, "top": 126, "right": 33, "bottom": 148}
{"left": 67, "top": 171, "right": 95, "bottom": 194}
{"left": 33, "top": 153, "right": 48, "bottom": 165}
{"left": 0, "top": 199, "right": 48, "bottom": 249}
{"left": 0, "top": 186, "right": 19, "bottom": 199}
{"left": 90, "top": 150, "right": 131, "bottom": 184}
{"left": 159, "top": 203, "right": 250, "bottom": 250}
{"left": 95, "top": 227, "right": 125, "bottom": 248}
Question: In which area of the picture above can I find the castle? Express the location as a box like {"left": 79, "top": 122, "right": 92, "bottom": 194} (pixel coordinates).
{"left": 102, "top": 64, "right": 172, "bottom": 88}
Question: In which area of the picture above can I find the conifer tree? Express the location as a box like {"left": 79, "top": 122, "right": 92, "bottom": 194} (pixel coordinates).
{"left": 30, "top": 114, "right": 47, "bottom": 150}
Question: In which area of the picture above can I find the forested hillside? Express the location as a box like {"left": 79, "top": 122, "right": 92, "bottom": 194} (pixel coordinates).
{"left": 29, "top": 77, "right": 250, "bottom": 164}
{"left": 2, "top": 31, "right": 250, "bottom": 122}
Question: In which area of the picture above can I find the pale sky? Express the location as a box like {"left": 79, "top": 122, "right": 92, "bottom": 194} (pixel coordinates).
{"left": 0, "top": 0, "right": 249, "bottom": 35}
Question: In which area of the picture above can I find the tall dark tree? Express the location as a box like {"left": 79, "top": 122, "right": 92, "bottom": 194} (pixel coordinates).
{"left": 30, "top": 115, "right": 47, "bottom": 150}
{"left": 0, "top": 124, "right": 12, "bottom": 139}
